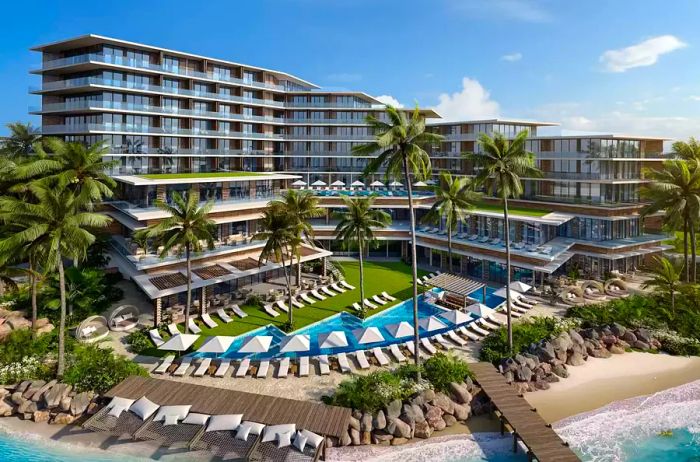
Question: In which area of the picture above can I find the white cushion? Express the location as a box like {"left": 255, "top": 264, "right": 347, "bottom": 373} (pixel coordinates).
{"left": 240, "top": 421, "right": 266, "bottom": 436}
{"left": 108, "top": 405, "right": 126, "bottom": 418}
{"left": 277, "top": 431, "right": 292, "bottom": 448}
{"left": 301, "top": 429, "right": 324, "bottom": 449}
{"left": 293, "top": 432, "right": 308, "bottom": 452}
{"left": 153, "top": 405, "right": 191, "bottom": 422}
{"left": 130, "top": 396, "right": 160, "bottom": 421}
{"left": 106, "top": 396, "right": 135, "bottom": 411}
{"left": 206, "top": 414, "right": 243, "bottom": 432}
{"left": 163, "top": 414, "right": 179, "bottom": 426}
{"left": 262, "top": 424, "right": 296, "bottom": 443}
{"left": 235, "top": 425, "right": 252, "bottom": 441}
{"left": 182, "top": 413, "right": 210, "bottom": 426}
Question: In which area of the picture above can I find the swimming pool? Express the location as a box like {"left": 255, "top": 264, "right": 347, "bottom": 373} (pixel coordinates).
{"left": 192, "top": 287, "right": 504, "bottom": 361}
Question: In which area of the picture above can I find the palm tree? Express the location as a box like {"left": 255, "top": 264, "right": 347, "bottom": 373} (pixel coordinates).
{"left": 135, "top": 191, "right": 216, "bottom": 333}
{"left": 334, "top": 196, "right": 392, "bottom": 316}
{"left": 642, "top": 256, "right": 683, "bottom": 313}
{"left": 0, "top": 185, "right": 110, "bottom": 376}
{"left": 464, "top": 130, "right": 540, "bottom": 354}
{"left": 1, "top": 122, "right": 42, "bottom": 158}
{"left": 422, "top": 171, "right": 482, "bottom": 272}
{"left": 672, "top": 137, "right": 700, "bottom": 163}
{"left": 642, "top": 160, "right": 700, "bottom": 282}
{"left": 0, "top": 259, "right": 26, "bottom": 295}
{"left": 269, "top": 190, "right": 324, "bottom": 287}
{"left": 353, "top": 105, "right": 443, "bottom": 375}
{"left": 253, "top": 209, "right": 297, "bottom": 329}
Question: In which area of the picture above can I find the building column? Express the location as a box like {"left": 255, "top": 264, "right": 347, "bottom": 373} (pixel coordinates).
{"left": 322, "top": 257, "right": 328, "bottom": 277}
{"left": 199, "top": 286, "right": 207, "bottom": 315}
{"left": 482, "top": 259, "right": 490, "bottom": 280}
{"left": 222, "top": 182, "right": 230, "bottom": 200}
{"left": 156, "top": 185, "right": 166, "bottom": 202}
{"left": 153, "top": 298, "right": 162, "bottom": 327}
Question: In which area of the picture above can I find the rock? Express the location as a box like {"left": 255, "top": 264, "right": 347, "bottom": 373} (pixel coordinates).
{"left": 348, "top": 416, "right": 360, "bottom": 431}
{"left": 611, "top": 323, "right": 626, "bottom": 337}
{"left": 33, "top": 410, "right": 50, "bottom": 423}
{"left": 421, "top": 389, "right": 436, "bottom": 402}
{"left": 533, "top": 379, "right": 550, "bottom": 391}
{"left": 609, "top": 345, "right": 626, "bottom": 354}
{"left": 0, "top": 323, "right": 11, "bottom": 341}
{"left": 373, "top": 410, "right": 386, "bottom": 430}
{"left": 87, "top": 402, "right": 99, "bottom": 415}
{"left": 360, "top": 431, "right": 371, "bottom": 445}
{"left": 386, "top": 399, "right": 403, "bottom": 419}
{"left": 425, "top": 405, "right": 444, "bottom": 428}
{"left": 617, "top": 339, "right": 630, "bottom": 349}
{"left": 534, "top": 341, "right": 556, "bottom": 362}
{"left": 70, "top": 392, "right": 92, "bottom": 416}
{"left": 44, "top": 384, "right": 72, "bottom": 409}
{"left": 621, "top": 331, "right": 637, "bottom": 343}
{"left": 352, "top": 409, "right": 363, "bottom": 420}
{"left": 340, "top": 430, "right": 352, "bottom": 446}
{"left": 34, "top": 317, "right": 50, "bottom": 328}
{"left": 452, "top": 402, "right": 470, "bottom": 421}
{"left": 391, "top": 437, "right": 409, "bottom": 446}
{"left": 349, "top": 428, "right": 360, "bottom": 445}
{"left": 10, "top": 392, "right": 26, "bottom": 406}
{"left": 551, "top": 332, "right": 573, "bottom": 353}
{"left": 60, "top": 396, "right": 72, "bottom": 412}
{"left": 601, "top": 335, "right": 617, "bottom": 347}
{"left": 443, "top": 414, "right": 457, "bottom": 427}
{"left": 401, "top": 404, "right": 416, "bottom": 426}
{"left": 0, "top": 400, "right": 13, "bottom": 416}
{"left": 589, "top": 347, "right": 612, "bottom": 359}
{"left": 7, "top": 317, "right": 31, "bottom": 330}
{"left": 449, "top": 382, "right": 472, "bottom": 404}
{"left": 36, "top": 324, "right": 54, "bottom": 335}
{"left": 501, "top": 357, "right": 518, "bottom": 373}
{"left": 15, "top": 381, "right": 31, "bottom": 395}
{"left": 503, "top": 370, "right": 514, "bottom": 383}
{"left": 18, "top": 399, "right": 37, "bottom": 414}
{"left": 632, "top": 340, "right": 650, "bottom": 350}
{"left": 361, "top": 412, "right": 373, "bottom": 432}
{"left": 388, "top": 417, "right": 412, "bottom": 438}
{"left": 432, "top": 417, "right": 447, "bottom": 431}
{"left": 635, "top": 328, "right": 653, "bottom": 344}
{"left": 544, "top": 373, "right": 560, "bottom": 383}
{"left": 569, "top": 329, "right": 585, "bottom": 345}
{"left": 464, "top": 376, "right": 475, "bottom": 391}
{"left": 514, "top": 382, "right": 530, "bottom": 394}
{"left": 431, "top": 393, "right": 455, "bottom": 415}
{"left": 566, "top": 351, "right": 586, "bottom": 366}
{"left": 410, "top": 394, "right": 425, "bottom": 408}
{"left": 372, "top": 431, "right": 393, "bottom": 445}
{"left": 551, "top": 364, "right": 569, "bottom": 378}
{"left": 523, "top": 352, "right": 541, "bottom": 367}
{"left": 411, "top": 404, "right": 425, "bottom": 423}
{"left": 515, "top": 365, "right": 533, "bottom": 382}
{"left": 31, "top": 379, "right": 57, "bottom": 402}
{"left": 414, "top": 420, "right": 433, "bottom": 439}
{"left": 23, "top": 380, "right": 46, "bottom": 399}
{"left": 581, "top": 328, "right": 599, "bottom": 340}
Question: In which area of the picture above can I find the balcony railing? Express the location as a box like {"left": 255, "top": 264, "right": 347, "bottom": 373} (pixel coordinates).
{"left": 41, "top": 123, "right": 284, "bottom": 139}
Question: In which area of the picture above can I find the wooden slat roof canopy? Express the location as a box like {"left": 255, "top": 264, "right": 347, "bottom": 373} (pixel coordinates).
{"left": 149, "top": 273, "right": 188, "bottom": 290}
{"left": 193, "top": 264, "right": 232, "bottom": 280}
{"left": 229, "top": 257, "right": 261, "bottom": 271}
{"left": 426, "top": 273, "right": 485, "bottom": 297}
{"left": 105, "top": 376, "right": 351, "bottom": 439}
{"left": 470, "top": 362, "right": 580, "bottom": 462}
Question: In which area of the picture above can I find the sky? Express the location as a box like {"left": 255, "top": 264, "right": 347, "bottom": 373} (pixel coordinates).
{"left": 1, "top": 0, "right": 700, "bottom": 139}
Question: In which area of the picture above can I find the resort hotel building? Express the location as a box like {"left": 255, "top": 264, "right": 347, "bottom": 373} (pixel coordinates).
{"left": 30, "top": 35, "right": 670, "bottom": 321}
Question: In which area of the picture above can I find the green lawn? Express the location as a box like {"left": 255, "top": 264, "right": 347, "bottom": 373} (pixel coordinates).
{"left": 139, "top": 172, "right": 265, "bottom": 180}
{"left": 474, "top": 201, "right": 549, "bottom": 217}
{"left": 145, "top": 260, "right": 428, "bottom": 354}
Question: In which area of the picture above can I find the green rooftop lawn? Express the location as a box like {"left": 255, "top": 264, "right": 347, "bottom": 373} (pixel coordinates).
{"left": 139, "top": 172, "right": 264, "bottom": 180}
{"left": 474, "top": 201, "right": 550, "bottom": 217}
{"left": 145, "top": 260, "right": 428, "bottom": 355}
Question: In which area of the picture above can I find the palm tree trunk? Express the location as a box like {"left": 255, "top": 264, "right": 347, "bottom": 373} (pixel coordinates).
{"left": 671, "top": 290, "right": 675, "bottom": 313}
{"left": 691, "top": 224, "right": 697, "bottom": 283}
{"left": 684, "top": 217, "right": 689, "bottom": 282}
{"left": 503, "top": 196, "right": 513, "bottom": 355}
{"left": 447, "top": 224, "right": 453, "bottom": 273}
{"left": 281, "top": 250, "right": 293, "bottom": 328}
{"left": 403, "top": 156, "right": 421, "bottom": 380}
{"left": 358, "top": 236, "right": 365, "bottom": 316}
{"left": 185, "top": 243, "right": 192, "bottom": 334}
{"left": 57, "top": 250, "right": 67, "bottom": 378}
{"left": 29, "top": 258, "right": 38, "bottom": 338}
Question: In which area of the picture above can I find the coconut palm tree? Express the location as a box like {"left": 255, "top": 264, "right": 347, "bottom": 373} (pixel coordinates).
{"left": 672, "top": 137, "right": 700, "bottom": 163}
{"left": 334, "top": 196, "right": 392, "bottom": 316}
{"left": 269, "top": 190, "right": 324, "bottom": 287}
{"left": 135, "top": 191, "right": 216, "bottom": 333}
{"left": 253, "top": 209, "right": 298, "bottom": 329}
{"left": 0, "top": 185, "right": 111, "bottom": 376}
{"left": 353, "top": 105, "right": 443, "bottom": 375}
{"left": 0, "top": 259, "right": 26, "bottom": 295}
{"left": 642, "top": 160, "right": 700, "bottom": 282}
{"left": 642, "top": 256, "right": 683, "bottom": 313}
{"left": 1, "top": 122, "right": 43, "bottom": 158}
{"left": 422, "top": 171, "right": 482, "bottom": 272}
{"left": 464, "top": 130, "right": 540, "bottom": 354}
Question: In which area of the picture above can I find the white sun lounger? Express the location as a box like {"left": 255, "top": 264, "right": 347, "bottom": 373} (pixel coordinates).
{"left": 389, "top": 344, "right": 407, "bottom": 362}
{"left": 235, "top": 358, "right": 251, "bottom": 377}
{"left": 355, "top": 350, "right": 371, "bottom": 369}
{"left": 330, "top": 283, "right": 346, "bottom": 293}
{"left": 277, "top": 357, "right": 290, "bottom": 378}
{"left": 187, "top": 319, "right": 202, "bottom": 334}
{"left": 511, "top": 302, "right": 529, "bottom": 313}
{"left": 447, "top": 330, "right": 467, "bottom": 346}
{"left": 173, "top": 357, "right": 192, "bottom": 376}
{"left": 487, "top": 313, "right": 506, "bottom": 326}
{"left": 310, "top": 290, "right": 326, "bottom": 301}
{"left": 352, "top": 302, "right": 363, "bottom": 312}
{"left": 291, "top": 298, "right": 304, "bottom": 309}
{"left": 194, "top": 357, "right": 212, "bottom": 377}
{"left": 337, "top": 352, "right": 352, "bottom": 373}
{"left": 321, "top": 286, "right": 337, "bottom": 297}
{"left": 153, "top": 355, "right": 175, "bottom": 374}
{"left": 421, "top": 275, "right": 430, "bottom": 282}
{"left": 230, "top": 304, "right": 248, "bottom": 318}
{"left": 508, "top": 309, "right": 524, "bottom": 318}
{"left": 256, "top": 360, "right": 270, "bottom": 378}
{"left": 417, "top": 279, "right": 424, "bottom": 286}
{"left": 372, "top": 347, "right": 390, "bottom": 366}
{"left": 458, "top": 326, "right": 481, "bottom": 341}
{"left": 299, "top": 356, "right": 310, "bottom": 377}
{"left": 149, "top": 329, "right": 165, "bottom": 347}
{"left": 420, "top": 338, "right": 438, "bottom": 355}
{"left": 470, "top": 323, "right": 490, "bottom": 336}
{"left": 275, "top": 300, "right": 290, "bottom": 313}
{"left": 215, "top": 308, "right": 233, "bottom": 323}
{"left": 432, "top": 334, "right": 453, "bottom": 350}
{"left": 340, "top": 280, "right": 356, "bottom": 290}
{"left": 201, "top": 313, "right": 218, "bottom": 329}
{"left": 372, "top": 295, "right": 388, "bottom": 305}
{"left": 263, "top": 304, "right": 281, "bottom": 317}
{"left": 363, "top": 299, "right": 378, "bottom": 309}
{"left": 167, "top": 323, "right": 180, "bottom": 336}
{"left": 300, "top": 293, "right": 316, "bottom": 304}
{"left": 404, "top": 340, "right": 424, "bottom": 358}
{"left": 318, "top": 355, "right": 330, "bottom": 375}
{"left": 381, "top": 291, "right": 397, "bottom": 301}
{"left": 477, "top": 318, "right": 500, "bottom": 330}
{"left": 214, "top": 359, "right": 231, "bottom": 377}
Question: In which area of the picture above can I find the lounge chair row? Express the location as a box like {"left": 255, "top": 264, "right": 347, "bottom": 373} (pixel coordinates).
{"left": 149, "top": 305, "right": 249, "bottom": 346}
{"left": 83, "top": 395, "right": 325, "bottom": 461}
{"left": 350, "top": 291, "right": 397, "bottom": 311}
{"left": 263, "top": 280, "right": 357, "bottom": 317}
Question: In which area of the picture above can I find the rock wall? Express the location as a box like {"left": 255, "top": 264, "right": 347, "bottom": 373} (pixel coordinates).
{"left": 0, "top": 380, "right": 98, "bottom": 424}
{"left": 0, "top": 308, "right": 54, "bottom": 340}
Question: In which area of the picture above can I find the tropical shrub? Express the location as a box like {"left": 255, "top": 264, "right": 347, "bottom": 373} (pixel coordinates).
{"left": 244, "top": 294, "right": 264, "bottom": 308}
{"left": 0, "top": 356, "right": 52, "bottom": 384}
{"left": 421, "top": 353, "right": 473, "bottom": 392}
{"left": 62, "top": 344, "right": 148, "bottom": 393}
{"left": 323, "top": 370, "right": 418, "bottom": 412}
{"left": 480, "top": 316, "right": 566, "bottom": 363}
{"left": 0, "top": 329, "right": 73, "bottom": 365}
{"left": 125, "top": 328, "right": 153, "bottom": 354}
{"left": 653, "top": 331, "right": 700, "bottom": 356}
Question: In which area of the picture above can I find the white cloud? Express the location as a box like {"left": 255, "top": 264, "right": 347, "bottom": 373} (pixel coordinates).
{"left": 432, "top": 78, "right": 500, "bottom": 122}
{"left": 688, "top": 95, "right": 700, "bottom": 101}
{"left": 374, "top": 95, "right": 404, "bottom": 108}
{"left": 449, "top": 0, "right": 551, "bottom": 23}
{"left": 326, "top": 72, "right": 362, "bottom": 83}
{"left": 600, "top": 35, "right": 687, "bottom": 72}
{"left": 501, "top": 52, "right": 523, "bottom": 62}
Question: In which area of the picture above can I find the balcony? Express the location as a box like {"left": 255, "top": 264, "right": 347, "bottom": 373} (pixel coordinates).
{"left": 285, "top": 118, "right": 370, "bottom": 125}
{"left": 41, "top": 123, "right": 284, "bottom": 139}
{"left": 286, "top": 100, "right": 372, "bottom": 109}
{"left": 285, "top": 133, "right": 373, "bottom": 141}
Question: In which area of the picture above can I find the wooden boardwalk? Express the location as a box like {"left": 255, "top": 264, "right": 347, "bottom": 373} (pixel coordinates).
{"left": 105, "top": 376, "right": 351, "bottom": 439}
{"left": 470, "top": 362, "right": 580, "bottom": 462}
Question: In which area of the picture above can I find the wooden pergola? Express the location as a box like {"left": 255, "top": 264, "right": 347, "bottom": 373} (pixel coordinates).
{"left": 425, "top": 272, "right": 486, "bottom": 309}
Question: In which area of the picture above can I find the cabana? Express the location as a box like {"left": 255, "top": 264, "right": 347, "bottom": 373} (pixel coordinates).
{"left": 424, "top": 273, "right": 486, "bottom": 309}
{"left": 75, "top": 315, "right": 110, "bottom": 343}
{"left": 559, "top": 286, "right": 585, "bottom": 306}
{"left": 107, "top": 304, "right": 140, "bottom": 332}
{"left": 581, "top": 280, "right": 606, "bottom": 301}
{"left": 604, "top": 278, "right": 629, "bottom": 298}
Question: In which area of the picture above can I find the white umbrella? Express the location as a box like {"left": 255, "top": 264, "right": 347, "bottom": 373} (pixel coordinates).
{"left": 331, "top": 180, "right": 346, "bottom": 187}
{"left": 389, "top": 181, "right": 403, "bottom": 187}
{"left": 418, "top": 316, "right": 447, "bottom": 332}
{"left": 159, "top": 334, "right": 199, "bottom": 353}
{"left": 352, "top": 326, "right": 384, "bottom": 344}
{"left": 318, "top": 331, "right": 349, "bottom": 349}
{"left": 279, "top": 334, "right": 310, "bottom": 353}
{"left": 493, "top": 287, "right": 523, "bottom": 300}
{"left": 370, "top": 180, "right": 385, "bottom": 187}
{"left": 351, "top": 180, "right": 365, "bottom": 187}
{"left": 439, "top": 310, "right": 472, "bottom": 325}
{"left": 196, "top": 336, "right": 235, "bottom": 354}
{"left": 425, "top": 179, "right": 437, "bottom": 185}
{"left": 509, "top": 281, "right": 532, "bottom": 293}
{"left": 238, "top": 335, "right": 273, "bottom": 353}
{"left": 385, "top": 321, "right": 415, "bottom": 339}
{"left": 291, "top": 180, "right": 307, "bottom": 186}
{"left": 413, "top": 181, "right": 428, "bottom": 187}
{"left": 311, "top": 180, "right": 327, "bottom": 186}
{"left": 466, "top": 303, "right": 495, "bottom": 317}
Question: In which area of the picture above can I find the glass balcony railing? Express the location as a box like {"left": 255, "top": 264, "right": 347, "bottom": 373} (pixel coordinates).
{"left": 41, "top": 123, "right": 284, "bottom": 139}
{"left": 285, "top": 133, "right": 373, "bottom": 140}
{"left": 285, "top": 118, "right": 370, "bottom": 125}
{"left": 286, "top": 100, "right": 372, "bottom": 108}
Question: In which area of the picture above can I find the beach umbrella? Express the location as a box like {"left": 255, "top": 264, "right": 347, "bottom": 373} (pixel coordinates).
{"left": 370, "top": 180, "right": 385, "bottom": 187}
{"left": 413, "top": 181, "right": 428, "bottom": 187}
{"left": 318, "top": 331, "right": 349, "bottom": 349}
{"left": 389, "top": 181, "right": 403, "bottom": 187}
{"left": 418, "top": 316, "right": 447, "bottom": 332}
{"left": 466, "top": 303, "right": 494, "bottom": 317}
{"left": 351, "top": 180, "right": 365, "bottom": 187}
{"left": 311, "top": 180, "right": 327, "bottom": 186}
{"left": 439, "top": 310, "right": 473, "bottom": 325}
{"left": 159, "top": 334, "right": 199, "bottom": 356}
{"left": 331, "top": 180, "right": 346, "bottom": 187}
{"left": 279, "top": 334, "right": 311, "bottom": 353}
{"left": 291, "top": 180, "right": 307, "bottom": 187}
{"left": 385, "top": 321, "right": 415, "bottom": 339}
{"left": 509, "top": 281, "right": 532, "bottom": 293}
{"left": 196, "top": 336, "right": 236, "bottom": 356}
{"left": 239, "top": 335, "right": 273, "bottom": 353}
{"left": 493, "top": 287, "right": 523, "bottom": 300}
{"left": 352, "top": 326, "right": 384, "bottom": 344}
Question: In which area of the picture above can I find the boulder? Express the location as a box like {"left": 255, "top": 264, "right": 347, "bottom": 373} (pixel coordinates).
{"left": 617, "top": 339, "right": 631, "bottom": 349}
{"left": 410, "top": 394, "right": 425, "bottom": 408}
{"left": 373, "top": 410, "right": 386, "bottom": 430}
{"left": 601, "top": 335, "right": 617, "bottom": 347}
{"left": 421, "top": 389, "right": 436, "bottom": 402}
{"left": 0, "top": 323, "right": 12, "bottom": 341}
{"left": 534, "top": 341, "right": 556, "bottom": 362}
{"left": 432, "top": 417, "right": 447, "bottom": 431}
{"left": 551, "top": 364, "right": 569, "bottom": 378}
{"left": 452, "top": 402, "right": 470, "bottom": 421}
{"left": 621, "top": 331, "right": 637, "bottom": 343}
{"left": 31, "top": 379, "right": 57, "bottom": 402}
{"left": 543, "top": 373, "right": 560, "bottom": 383}
{"left": 635, "top": 328, "right": 653, "bottom": 344}
{"left": 340, "top": 430, "right": 352, "bottom": 446}
{"left": 411, "top": 404, "right": 425, "bottom": 423}
{"left": 0, "top": 400, "right": 13, "bottom": 417}
{"left": 503, "top": 370, "right": 514, "bottom": 383}
{"left": 361, "top": 412, "right": 373, "bottom": 432}
{"left": 349, "top": 428, "right": 360, "bottom": 446}
{"left": 449, "top": 382, "right": 472, "bottom": 405}
{"left": 401, "top": 404, "right": 416, "bottom": 427}
{"left": 352, "top": 409, "right": 363, "bottom": 420}
{"left": 551, "top": 332, "right": 573, "bottom": 353}
{"left": 44, "top": 384, "right": 72, "bottom": 409}
{"left": 23, "top": 380, "right": 46, "bottom": 399}
{"left": 348, "top": 416, "right": 360, "bottom": 431}
{"left": 36, "top": 324, "right": 55, "bottom": 336}
{"left": 443, "top": 414, "right": 457, "bottom": 427}
{"left": 425, "top": 405, "right": 444, "bottom": 428}
{"left": 514, "top": 382, "right": 530, "bottom": 394}
{"left": 87, "top": 402, "right": 99, "bottom": 415}
{"left": 414, "top": 420, "right": 433, "bottom": 439}
{"left": 431, "top": 393, "right": 454, "bottom": 415}
{"left": 566, "top": 351, "right": 586, "bottom": 366}
{"left": 632, "top": 340, "right": 650, "bottom": 350}
{"left": 589, "top": 347, "right": 612, "bottom": 359}
{"left": 533, "top": 379, "right": 550, "bottom": 391}
{"left": 52, "top": 412, "right": 76, "bottom": 426}
{"left": 33, "top": 410, "right": 50, "bottom": 423}
{"left": 59, "top": 396, "right": 72, "bottom": 412}
{"left": 7, "top": 317, "right": 31, "bottom": 330}
{"left": 70, "top": 392, "right": 92, "bottom": 416}
{"left": 569, "top": 329, "right": 585, "bottom": 345}
{"left": 386, "top": 399, "right": 403, "bottom": 419}
{"left": 35, "top": 318, "right": 50, "bottom": 328}
{"left": 360, "top": 431, "right": 371, "bottom": 445}
{"left": 372, "top": 431, "right": 393, "bottom": 445}
{"left": 523, "top": 352, "right": 541, "bottom": 367}
{"left": 609, "top": 345, "right": 626, "bottom": 354}
{"left": 610, "top": 323, "right": 626, "bottom": 337}
{"left": 388, "top": 417, "right": 412, "bottom": 439}
{"left": 391, "top": 437, "right": 409, "bottom": 446}
{"left": 501, "top": 357, "right": 518, "bottom": 373}
{"left": 18, "top": 399, "right": 37, "bottom": 414}
{"left": 15, "top": 381, "right": 32, "bottom": 395}
{"left": 10, "top": 392, "right": 26, "bottom": 406}
{"left": 514, "top": 365, "right": 533, "bottom": 382}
